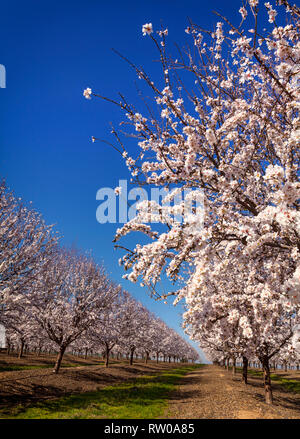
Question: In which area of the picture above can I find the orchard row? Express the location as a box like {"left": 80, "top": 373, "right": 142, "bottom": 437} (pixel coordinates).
{"left": 0, "top": 181, "right": 199, "bottom": 373}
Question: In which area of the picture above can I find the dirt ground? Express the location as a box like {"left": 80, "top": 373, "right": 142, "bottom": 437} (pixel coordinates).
{"left": 1, "top": 354, "right": 299, "bottom": 419}
{"left": 0, "top": 351, "right": 104, "bottom": 368}
{"left": 165, "top": 365, "right": 300, "bottom": 419}
{"left": 0, "top": 353, "right": 182, "bottom": 410}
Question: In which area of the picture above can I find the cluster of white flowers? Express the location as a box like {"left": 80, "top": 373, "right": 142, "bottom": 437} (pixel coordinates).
{"left": 265, "top": 2, "right": 277, "bottom": 23}
{"left": 83, "top": 87, "right": 92, "bottom": 99}
{"left": 114, "top": 186, "right": 122, "bottom": 196}
{"left": 142, "top": 23, "right": 153, "bottom": 36}
{"left": 158, "top": 28, "right": 168, "bottom": 37}
{"left": 263, "top": 164, "right": 285, "bottom": 185}
{"left": 205, "top": 128, "right": 216, "bottom": 145}
{"left": 239, "top": 6, "right": 248, "bottom": 20}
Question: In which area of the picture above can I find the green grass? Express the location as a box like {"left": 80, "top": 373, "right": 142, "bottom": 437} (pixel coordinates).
{"left": 235, "top": 367, "right": 300, "bottom": 393}
{"left": 0, "top": 364, "right": 202, "bottom": 419}
{"left": 273, "top": 377, "right": 300, "bottom": 393}
{"left": 0, "top": 364, "right": 53, "bottom": 372}
{"left": 0, "top": 362, "right": 104, "bottom": 372}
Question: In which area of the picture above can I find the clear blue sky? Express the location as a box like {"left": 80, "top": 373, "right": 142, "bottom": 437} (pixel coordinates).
{"left": 0, "top": 0, "right": 246, "bottom": 363}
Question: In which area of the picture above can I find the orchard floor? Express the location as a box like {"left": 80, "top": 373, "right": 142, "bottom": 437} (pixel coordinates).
{"left": 0, "top": 354, "right": 299, "bottom": 419}
{"left": 164, "top": 365, "right": 300, "bottom": 419}
{"left": 0, "top": 353, "right": 187, "bottom": 412}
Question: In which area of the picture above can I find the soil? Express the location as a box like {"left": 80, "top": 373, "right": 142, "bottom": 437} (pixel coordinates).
{"left": 0, "top": 353, "right": 182, "bottom": 410}
{"left": 165, "top": 365, "right": 300, "bottom": 419}
{"left": 0, "top": 351, "right": 103, "bottom": 368}
{"left": 1, "top": 354, "right": 299, "bottom": 419}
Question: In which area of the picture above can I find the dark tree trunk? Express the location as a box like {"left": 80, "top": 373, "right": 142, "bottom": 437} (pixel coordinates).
{"left": 145, "top": 351, "right": 149, "bottom": 364}
{"left": 156, "top": 352, "right": 159, "bottom": 363}
{"left": 84, "top": 348, "right": 88, "bottom": 360}
{"left": 18, "top": 340, "right": 24, "bottom": 359}
{"left": 261, "top": 356, "right": 273, "bottom": 404}
{"left": 232, "top": 358, "right": 236, "bottom": 376}
{"left": 129, "top": 348, "right": 135, "bottom": 365}
{"left": 242, "top": 356, "right": 248, "bottom": 385}
{"left": 53, "top": 345, "right": 66, "bottom": 374}
{"left": 105, "top": 344, "right": 111, "bottom": 368}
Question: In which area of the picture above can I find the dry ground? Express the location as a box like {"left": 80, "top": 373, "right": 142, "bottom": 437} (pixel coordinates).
{"left": 1, "top": 354, "right": 299, "bottom": 419}
{"left": 0, "top": 351, "right": 103, "bottom": 369}
{"left": 0, "top": 353, "right": 183, "bottom": 410}
{"left": 165, "top": 365, "right": 300, "bottom": 419}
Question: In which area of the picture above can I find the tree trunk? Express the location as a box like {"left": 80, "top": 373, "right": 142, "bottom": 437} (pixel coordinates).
{"left": 105, "top": 344, "right": 110, "bottom": 368}
{"left": 156, "top": 352, "right": 159, "bottom": 363}
{"left": 242, "top": 356, "right": 248, "bottom": 385}
{"left": 261, "top": 356, "right": 273, "bottom": 404}
{"left": 53, "top": 345, "right": 66, "bottom": 374}
{"left": 226, "top": 357, "right": 229, "bottom": 371}
{"left": 84, "top": 348, "right": 88, "bottom": 360}
{"left": 129, "top": 348, "right": 135, "bottom": 365}
{"left": 145, "top": 351, "right": 149, "bottom": 364}
{"left": 232, "top": 358, "right": 236, "bottom": 376}
{"left": 18, "top": 340, "right": 24, "bottom": 359}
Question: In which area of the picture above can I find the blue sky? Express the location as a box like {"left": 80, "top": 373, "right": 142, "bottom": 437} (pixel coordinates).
{"left": 0, "top": 0, "right": 246, "bottom": 362}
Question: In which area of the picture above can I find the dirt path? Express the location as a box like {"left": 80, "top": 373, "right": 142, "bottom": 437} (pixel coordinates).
{"left": 165, "top": 365, "right": 300, "bottom": 419}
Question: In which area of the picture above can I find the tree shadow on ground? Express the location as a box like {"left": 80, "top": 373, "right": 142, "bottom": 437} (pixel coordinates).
{"left": 232, "top": 371, "right": 300, "bottom": 413}
{"left": 0, "top": 365, "right": 201, "bottom": 418}
{"left": 0, "top": 366, "right": 200, "bottom": 419}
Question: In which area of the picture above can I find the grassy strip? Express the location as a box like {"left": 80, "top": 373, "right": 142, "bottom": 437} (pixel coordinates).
{"left": 0, "top": 362, "right": 105, "bottom": 372}
{"left": 235, "top": 367, "right": 300, "bottom": 393}
{"left": 0, "top": 365, "right": 54, "bottom": 372}
{"left": 0, "top": 364, "right": 202, "bottom": 419}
